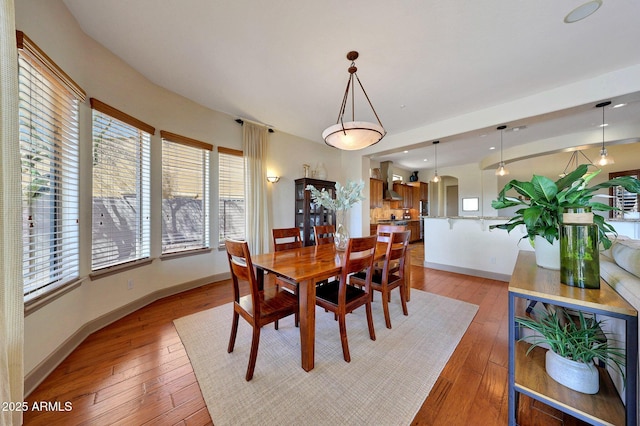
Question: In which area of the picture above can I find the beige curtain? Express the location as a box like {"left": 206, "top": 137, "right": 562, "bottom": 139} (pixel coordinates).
{"left": 0, "top": 1, "right": 25, "bottom": 425}
{"left": 242, "top": 122, "right": 270, "bottom": 254}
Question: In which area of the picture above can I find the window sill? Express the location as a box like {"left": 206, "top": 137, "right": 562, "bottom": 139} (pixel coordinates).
{"left": 89, "top": 258, "right": 154, "bottom": 280}
{"left": 160, "top": 247, "right": 213, "bottom": 260}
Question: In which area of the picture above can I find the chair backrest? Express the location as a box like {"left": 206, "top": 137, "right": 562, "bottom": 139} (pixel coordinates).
{"left": 382, "top": 231, "right": 411, "bottom": 278}
{"left": 340, "top": 235, "right": 378, "bottom": 295}
{"left": 224, "top": 239, "right": 260, "bottom": 314}
{"left": 376, "top": 224, "right": 407, "bottom": 242}
{"left": 272, "top": 227, "right": 302, "bottom": 252}
{"left": 314, "top": 225, "right": 336, "bottom": 246}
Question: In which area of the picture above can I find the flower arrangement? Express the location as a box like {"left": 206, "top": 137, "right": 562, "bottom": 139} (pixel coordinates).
{"left": 306, "top": 179, "right": 365, "bottom": 250}
{"left": 306, "top": 180, "right": 366, "bottom": 212}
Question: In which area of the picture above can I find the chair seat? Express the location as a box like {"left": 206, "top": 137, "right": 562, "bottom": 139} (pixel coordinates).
{"left": 316, "top": 280, "right": 367, "bottom": 306}
{"left": 237, "top": 290, "right": 298, "bottom": 321}
{"left": 352, "top": 271, "right": 401, "bottom": 287}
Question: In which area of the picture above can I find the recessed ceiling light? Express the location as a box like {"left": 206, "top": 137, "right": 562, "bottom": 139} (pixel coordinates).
{"left": 400, "top": 104, "right": 406, "bottom": 109}
{"left": 564, "top": 0, "right": 602, "bottom": 23}
{"left": 489, "top": 146, "right": 496, "bottom": 150}
{"left": 613, "top": 103, "right": 627, "bottom": 108}
{"left": 423, "top": 158, "right": 428, "bottom": 162}
{"left": 599, "top": 123, "right": 609, "bottom": 128}
{"left": 403, "top": 150, "right": 409, "bottom": 153}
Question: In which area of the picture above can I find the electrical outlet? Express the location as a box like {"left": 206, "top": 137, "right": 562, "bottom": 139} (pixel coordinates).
{"left": 127, "top": 279, "right": 134, "bottom": 290}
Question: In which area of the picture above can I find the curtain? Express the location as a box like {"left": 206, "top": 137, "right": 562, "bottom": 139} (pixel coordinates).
{"left": 0, "top": 0, "right": 25, "bottom": 425}
{"left": 242, "top": 122, "right": 270, "bottom": 254}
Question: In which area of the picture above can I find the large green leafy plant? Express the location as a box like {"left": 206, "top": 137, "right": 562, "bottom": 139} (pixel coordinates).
{"left": 490, "top": 164, "right": 640, "bottom": 249}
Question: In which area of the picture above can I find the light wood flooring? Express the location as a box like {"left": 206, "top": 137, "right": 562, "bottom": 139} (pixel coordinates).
{"left": 24, "top": 243, "right": 587, "bottom": 425}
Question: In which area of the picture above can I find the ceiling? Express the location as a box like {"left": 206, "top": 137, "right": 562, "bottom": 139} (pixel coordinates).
{"left": 61, "top": 0, "right": 640, "bottom": 170}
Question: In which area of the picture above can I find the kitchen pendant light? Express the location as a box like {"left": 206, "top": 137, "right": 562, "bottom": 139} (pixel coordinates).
{"left": 432, "top": 141, "right": 440, "bottom": 183}
{"left": 495, "top": 125, "right": 509, "bottom": 176}
{"left": 322, "top": 51, "right": 386, "bottom": 150}
{"left": 596, "top": 101, "right": 614, "bottom": 166}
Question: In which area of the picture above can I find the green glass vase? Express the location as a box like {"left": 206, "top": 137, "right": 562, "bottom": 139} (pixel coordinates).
{"left": 560, "top": 208, "right": 600, "bottom": 289}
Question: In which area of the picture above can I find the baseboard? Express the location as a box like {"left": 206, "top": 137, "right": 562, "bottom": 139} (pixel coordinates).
{"left": 424, "top": 261, "right": 511, "bottom": 282}
{"left": 24, "top": 272, "right": 230, "bottom": 396}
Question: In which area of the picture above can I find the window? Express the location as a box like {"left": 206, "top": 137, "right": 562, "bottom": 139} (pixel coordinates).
{"left": 609, "top": 169, "right": 639, "bottom": 219}
{"left": 17, "top": 31, "right": 85, "bottom": 301}
{"left": 161, "top": 131, "right": 211, "bottom": 254}
{"left": 91, "top": 99, "right": 154, "bottom": 270}
{"left": 218, "top": 147, "right": 245, "bottom": 244}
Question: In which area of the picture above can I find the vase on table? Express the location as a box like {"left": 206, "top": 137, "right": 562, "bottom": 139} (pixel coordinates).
{"left": 560, "top": 207, "right": 600, "bottom": 289}
{"left": 334, "top": 209, "right": 350, "bottom": 251}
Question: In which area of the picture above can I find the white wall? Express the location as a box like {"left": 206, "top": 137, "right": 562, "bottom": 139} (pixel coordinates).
{"left": 424, "top": 217, "right": 533, "bottom": 280}
{"left": 15, "top": 0, "right": 341, "bottom": 378}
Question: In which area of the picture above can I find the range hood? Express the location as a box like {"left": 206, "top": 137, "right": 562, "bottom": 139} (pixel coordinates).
{"left": 380, "top": 161, "right": 403, "bottom": 201}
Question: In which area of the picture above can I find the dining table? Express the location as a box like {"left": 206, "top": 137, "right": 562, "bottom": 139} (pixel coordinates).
{"left": 251, "top": 240, "right": 411, "bottom": 372}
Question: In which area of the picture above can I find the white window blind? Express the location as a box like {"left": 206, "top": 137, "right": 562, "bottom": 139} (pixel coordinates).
{"left": 91, "top": 99, "right": 153, "bottom": 270}
{"left": 161, "top": 131, "right": 211, "bottom": 253}
{"left": 18, "top": 31, "right": 85, "bottom": 302}
{"left": 218, "top": 148, "right": 245, "bottom": 244}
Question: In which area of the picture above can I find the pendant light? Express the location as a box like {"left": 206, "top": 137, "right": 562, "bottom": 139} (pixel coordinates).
{"left": 495, "top": 125, "right": 509, "bottom": 176}
{"left": 559, "top": 150, "right": 595, "bottom": 177}
{"left": 432, "top": 141, "right": 440, "bottom": 183}
{"left": 596, "top": 101, "right": 614, "bottom": 166}
{"left": 322, "top": 51, "right": 386, "bottom": 150}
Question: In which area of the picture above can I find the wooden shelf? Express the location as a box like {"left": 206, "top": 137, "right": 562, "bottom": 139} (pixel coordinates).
{"left": 515, "top": 342, "right": 625, "bottom": 426}
{"left": 508, "top": 251, "right": 638, "bottom": 426}
{"left": 509, "top": 252, "right": 637, "bottom": 317}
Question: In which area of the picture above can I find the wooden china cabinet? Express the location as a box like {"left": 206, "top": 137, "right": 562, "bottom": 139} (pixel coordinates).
{"left": 295, "top": 178, "right": 336, "bottom": 246}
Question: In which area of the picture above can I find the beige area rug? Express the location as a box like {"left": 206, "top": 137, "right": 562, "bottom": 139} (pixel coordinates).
{"left": 174, "top": 290, "right": 478, "bottom": 426}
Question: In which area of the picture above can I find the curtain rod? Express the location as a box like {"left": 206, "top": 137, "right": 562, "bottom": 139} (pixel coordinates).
{"left": 234, "top": 118, "right": 275, "bottom": 133}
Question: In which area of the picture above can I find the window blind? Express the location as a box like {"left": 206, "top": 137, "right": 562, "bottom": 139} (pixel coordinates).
{"left": 91, "top": 99, "right": 153, "bottom": 270}
{"left": 18, "top": 32, "right": 84, "bottom": 301}
{"left": 218, "top": 147, "right": 245, "bottom": 244}
{"left": 161, "top": 131, "right": 211, "bottom": 253}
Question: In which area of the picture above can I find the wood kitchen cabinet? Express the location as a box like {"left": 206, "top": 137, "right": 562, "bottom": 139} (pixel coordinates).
{"left": 370, "top": 178, "right": 383, "bottom": 208}
{"left": 408, "top": 181, "right": 429, "bottom": 202}
{"left": 394, "top": 182, "right": 414, "bottom": 209}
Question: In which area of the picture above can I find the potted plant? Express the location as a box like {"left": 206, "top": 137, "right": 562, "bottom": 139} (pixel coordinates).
{"left": 306, "top": 179, "right": 365, "bottom": 250}
{"left": 490, "top": 164, "right": 640, "bottom": 268}
{"left": 515, "top": 306, "right": 625, "bottom": 394}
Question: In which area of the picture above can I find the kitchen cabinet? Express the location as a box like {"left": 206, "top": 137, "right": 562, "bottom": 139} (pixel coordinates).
{"left": 370, "top": 178, "right": 383, "bottom": 208}
{"left": 508, "top": 251, "right": 638, "bottom": 425}
{"left": 408, "top": 181, "right": 428, "bottom": 202}
{"left": 394, "top": 183, "right": 414, "bottom": 209}
{"left": 409, "top": 221, "right": 420, "bottom": 242}
{"left": 295, "top": 178, "right": 336, "bottom": 246}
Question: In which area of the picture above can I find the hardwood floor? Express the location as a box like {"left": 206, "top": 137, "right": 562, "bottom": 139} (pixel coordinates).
{"left": 24, "top": 243, "right": 586, "bottom": 425}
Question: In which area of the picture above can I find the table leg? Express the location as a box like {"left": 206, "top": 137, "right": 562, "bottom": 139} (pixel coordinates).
{"left": 256, "top": 267, "right": 265, "bottom": 291}
{"left": 298, "top": 278, "right": 315, "bottom": 371}
{"left": 405, "top": 252, "right": 411, "bottom": 302}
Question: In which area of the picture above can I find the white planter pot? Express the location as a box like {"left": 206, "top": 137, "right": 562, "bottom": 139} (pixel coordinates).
{"left": 533, "top": 236, "right": 560, "bottom": 270}
{"left": 545, "top": 350, "right": 599, "bottom": 394}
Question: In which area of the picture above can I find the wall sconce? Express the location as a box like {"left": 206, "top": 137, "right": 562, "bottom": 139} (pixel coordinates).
{"left": 266, "top": 176, "right": 280, "bottom": 183}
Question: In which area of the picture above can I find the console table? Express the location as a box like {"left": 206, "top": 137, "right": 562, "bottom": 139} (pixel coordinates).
{"left": 508, "top": 251, "right": 638, "bottom": 425}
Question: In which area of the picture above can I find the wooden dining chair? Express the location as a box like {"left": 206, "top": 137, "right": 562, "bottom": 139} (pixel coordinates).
{"left": 315, "top": 235, "right": 378, "bottom": 362}
{"left": 225, "top": 239, "right": 299, "bottom": 381}
{"left": 313, "top": 224, "right": 336, "bottom": 246}
{"left": 376, "top": 224, "right": 406, "bottom": 242}
{"left": 271, "top": 227, "right": 302, "bottom": 326}
{"left": 374, "top": 224, "right": 407, "bottom": 275}
{"left": 351, "top": 231, "right": 411, "bottom": 329}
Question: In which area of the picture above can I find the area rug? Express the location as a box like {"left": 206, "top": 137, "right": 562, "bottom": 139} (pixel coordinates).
{"left": 174, "top": 290, "right": 478, "bottom": 426}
